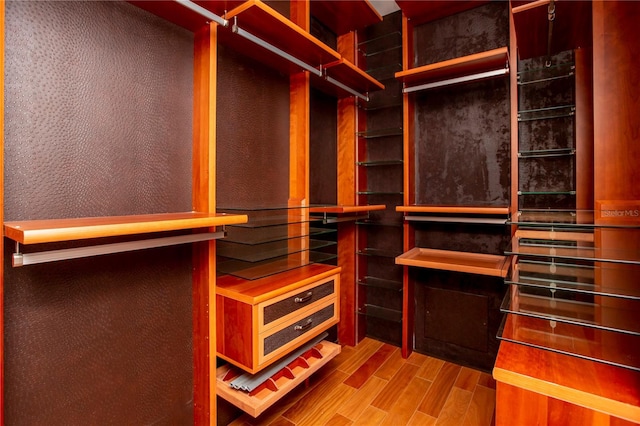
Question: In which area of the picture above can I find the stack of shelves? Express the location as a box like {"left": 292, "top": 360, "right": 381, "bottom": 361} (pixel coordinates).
{"left": 517, "top": 52, "right": 577, "bottom": 209}
{"left": 354, "top": 11, "right": 405, "bottom": 346}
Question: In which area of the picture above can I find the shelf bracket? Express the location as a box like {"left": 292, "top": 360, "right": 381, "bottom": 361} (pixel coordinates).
{"left": 11, "top": 231, "right": 225, "bottom": 267}
{"left": 231, "top": 18, "right": 323, "bottom": 78}
{"left": 175, "top": 0, "right": 228, "bottom": 27}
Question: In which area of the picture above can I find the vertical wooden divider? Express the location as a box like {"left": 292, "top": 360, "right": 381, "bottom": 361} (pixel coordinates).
{"left": 401, "top": 14, "right": 415, "bottom": 358}
{"left": 509, "top": 6, "right": 518, "bottom": 218}
{"left": 192, "top": 22, "right": 217, "bottom": 426}
{"left": 337, "top": 32, "right": 358, "bottom": 346}
{"left": 574, "top": 47, "right": 594, "bottom": 212}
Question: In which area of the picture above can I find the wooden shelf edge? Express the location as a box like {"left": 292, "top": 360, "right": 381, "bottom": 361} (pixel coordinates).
{"left": 395, "top": 247, "right": 509, "bottom": 278}
{"left": 4, "top": 212, "right": 248, "bottom": 245}
{"left": 396, "top": 205, "right": 509, "bottom": 215}
{"left": 511, "top": 0, "right": 550, "bottom": 15}
{"left": 493, "top": 342, "right": 640, "bottom": 424}
{"left": 395, "top": 46, "right": 509, "bottom": 86}
{"left": 310, "top": 204, "right": 386, "bottom": 214}
{"left": 217, "top": 264, "right": 342, "bottom": 305}
{"left": 216, "top": 340, "right": 341, "bottom": 418}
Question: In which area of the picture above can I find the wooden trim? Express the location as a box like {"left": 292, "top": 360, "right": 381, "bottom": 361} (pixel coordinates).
{"left": 396, "top": 205, "right": 509, "bottom": 215}
{"left": 509, "top": 6, "right": 519, "bottom": 225}
{"left": 514, "top": 229, "right": 594, "bottom": 243}
{"left": 4, "top": 212, "right": 247, "bottom": 245}
{"left": 192, "top": 23, "right": 215, "bottom": 426}
{"left": 494, "top": 341, "right": 640, "bottom": 424}
{"left": 575, "top": 47, "right": 594, "bottom": 211}
{"left": 396, "top": 247, "right": 510, "bottom": 278}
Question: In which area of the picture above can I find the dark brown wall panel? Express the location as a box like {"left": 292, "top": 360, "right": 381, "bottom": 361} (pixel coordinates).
{"left": 4, "top": 1, "right": 194, "bottom": 424}
{"left": 216, "top": 43, "right": 290, "bottom": 209}
{"left": 309, "top": 88, "right": 338, "bottom": 206}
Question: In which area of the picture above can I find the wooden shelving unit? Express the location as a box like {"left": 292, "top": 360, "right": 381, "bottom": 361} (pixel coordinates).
{"left": 396, "top": 247, "right": 509, "bottom": 278}
{"left": 4, "top": 212, "right": 248, "bottom": 245}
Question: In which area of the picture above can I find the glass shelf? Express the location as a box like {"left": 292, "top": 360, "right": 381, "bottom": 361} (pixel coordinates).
{"left": 357, "top": 191, "right": 404, "bottom": 196}
{"left": 357, "top": 248, "right": 402, "bottom": 259}
{"left": 356, "top": 159, "right": 403, "bottom": 166}
{"left": 217, "top": 238, "right": 336, "bottom": 263}
{"left": 508, "top": 261, "right": 640, "bottom": 301}
{"left": 506, "top": 237, "right": 640, "bottom": 265}
{"left": 517, "top": 62, "right": 575, "bottom": 85}
{"left": 517, "top": 104, "right": 575, "bottom": 122}
{"left": 518, "top": 148, "right": 576, "bottom": 158}
{"left": 357, "top": 31, "right": 402, "bottom": 57}
{"left": 357, "top": 304, "right": 403, "bottom": 323}
{"left": 356, "top": 127, "right": 403, "bottom": 139}
{"left": 355, "top": 219, "right": 404, "bottom": 228}
{"left": 509, "top": 209, "right": 640, "bottom": 229}
{"left": 518, "top": 191, "right": 576, "bottom": 196}
{"left": 358, "top": 276, "right": 403, "bottom": 292}
{"left": 498, "top": 314, "right": 640, "bottom": 372}
{"left": 501, "top": 288, "right": 640, "bottom": 336}
{"left": 217, "top": 251, "right": 337, "bottom": 281}
{"left": 224, "top": 226, "right": 335, "bottom": 245}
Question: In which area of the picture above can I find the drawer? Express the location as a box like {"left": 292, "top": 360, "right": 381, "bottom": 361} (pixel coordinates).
{"left": 258, "top": 275, "right": 337, "bottom": 333}
{"left": 258, "top": 297, "right": 338, "bottom": 367}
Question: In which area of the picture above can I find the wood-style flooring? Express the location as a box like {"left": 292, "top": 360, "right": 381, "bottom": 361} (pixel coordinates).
{"left": 228, "top": 338, "right": 496, "bottom": 426}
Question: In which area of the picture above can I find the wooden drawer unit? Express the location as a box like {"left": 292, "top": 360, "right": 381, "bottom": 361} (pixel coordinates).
{"left": 217, "top": 264, "right": 341, "bottom": 374}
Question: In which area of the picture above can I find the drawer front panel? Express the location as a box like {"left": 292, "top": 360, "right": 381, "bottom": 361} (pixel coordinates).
{"left": 263, "top": 304, "right": 335, "bottom": 356}
{"left": 263, "top": 280, "right": 335, "bottom": 326}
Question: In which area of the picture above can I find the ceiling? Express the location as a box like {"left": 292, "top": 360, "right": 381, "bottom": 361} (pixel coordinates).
{"left": 369, "top": 0, "right": 400, "bottom": 16}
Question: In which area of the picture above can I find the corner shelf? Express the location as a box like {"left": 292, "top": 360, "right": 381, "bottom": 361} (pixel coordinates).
{"left": 395, "top": 47, "right": 509, "bottom": 93}
{"left": 395, "top": 247, "right": 510, "bottom": 278}
{"left": 4, "top": 212, "right": 247, "bottom": 244}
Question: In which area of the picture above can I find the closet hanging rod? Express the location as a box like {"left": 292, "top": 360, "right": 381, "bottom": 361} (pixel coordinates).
{"left": 403, "top": 68, "right": 508, "bottom": 94}
{"left": 231, "top": 19, "right": 323, "bottom": 77}
{"left": 325, "top": 75, "right": 369, "bottom": 101}
{"left": 175, "top": 0, "right": 229, "bottom": 27}
{"left": 404, "top": 216, "right": 507, "bottom": 225}
{"left": 12, "top": 231, "right": 225, "bottom": 267}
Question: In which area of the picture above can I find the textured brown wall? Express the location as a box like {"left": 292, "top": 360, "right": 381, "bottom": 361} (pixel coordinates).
{"left": 4, "top": 1, "right": 194, "bottom": 424}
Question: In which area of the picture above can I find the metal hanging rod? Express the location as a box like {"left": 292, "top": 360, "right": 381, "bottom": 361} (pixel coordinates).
{"left": 325, "top": 75, "right": 369, "bottom": 101}
{"left": 175, "top": 0, "right": 229, "bottom": 27}
{"left": 12, "top": 231, "right": 225, "bottom": 267}
{"left": 403, "top": 67, "right": 509, "bottom": 94}
{"left": 232, "top": 18, "right": 323, "bottom": 77}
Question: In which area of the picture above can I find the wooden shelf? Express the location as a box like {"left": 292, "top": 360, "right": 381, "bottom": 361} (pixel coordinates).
{"left": 310, "top": 0, "right": 382, "bottom": 36}
{"left": 128, "top": 0, "right": 244, "bottom": 32}
{"left": 4, "top": 212, "right": 248, "bottom": 245}
{"left": 396, "top": 0, "right": 491, "bottom": 26}
{"left": 310, "top": 204, "right": 386, "bottom": 214}
{"left": 511, "top": 0, "right": 592, "bottom": 60}
{"left": 395, "top": 47, "right": 509, "bottom": 89}
{"left": 216, "top": 340, "right": 341, "bottom": 418}
{"left": 395, "top": 247, "right": 510, "bottom": 277}
{"left": 224, "top": 0, "right": 340, "bottom": 70}
{"left": 493, "top": 341, "right": 640, "bottom": 424}
{"left": 396, "top": 205, "right": 509, "bottom": 215}
{"left": 312, "top": 58, "right": 385, "bottom": 99}
{"left": 217, "top": 263, "right": 341, "bottom": 305}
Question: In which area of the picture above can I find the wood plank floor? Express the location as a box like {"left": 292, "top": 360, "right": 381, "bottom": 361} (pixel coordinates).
{"left": 227, "top": 338, "right": 496, "bottom": 426}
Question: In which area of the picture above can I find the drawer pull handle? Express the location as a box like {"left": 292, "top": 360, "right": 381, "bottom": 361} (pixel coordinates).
{"left": 294, "top": 319, "right": 313, "bottom": 331}
{"left": 294, "top": 292, "right": 313, "bottom": 303}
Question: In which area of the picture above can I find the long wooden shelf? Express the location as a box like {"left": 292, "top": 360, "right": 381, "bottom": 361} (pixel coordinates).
{"left": 396, "top": 205, "right": 509, "bottom": 215}
{"left": 310, "top": 204, "right": 386, "bottom": 214}
{"left": 310, "top": 0, "right": 382, "bottom": 36}
{"left": 4, "top": 212, "right": 248, "bottom": 245}
{"left": 511, "top": 0, "right": 592, "bottom": 60}
{"left": 395, "top": 247, "right": 510, "bottom": 277}
{"left": 395, "top": 47, "right": 509, "bottom": 89}
{"left": 493, "top": 341, "right": 640, "bottom": 424}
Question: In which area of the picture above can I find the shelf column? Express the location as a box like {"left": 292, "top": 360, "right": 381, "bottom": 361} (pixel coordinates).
{"left": 192, "top": 22, "right": 217, "bottom": 425}
{"left": 336, "top": 31, "right": 359, "bottom": 346}
{"left": 0, "top": 2, "right": 5, "bottom": 423}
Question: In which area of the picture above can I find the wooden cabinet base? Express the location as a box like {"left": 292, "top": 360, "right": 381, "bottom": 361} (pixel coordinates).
{"left": 216, "top": 340, "right": 341, "bottom": 418}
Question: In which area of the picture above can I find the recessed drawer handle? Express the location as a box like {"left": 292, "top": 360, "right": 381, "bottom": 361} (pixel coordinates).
{"left": 294, "top": 291, "right": 313, "bottom": 304}
{"left": 294, "top": 318, "right": 313, "bottom": 331}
